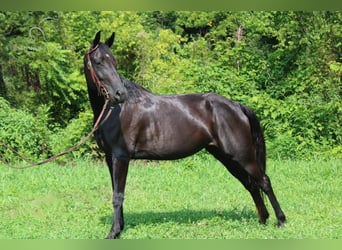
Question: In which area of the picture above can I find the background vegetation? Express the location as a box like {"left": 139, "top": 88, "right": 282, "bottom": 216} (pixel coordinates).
{"left": 0, "top": 11, "right": 341, "bottom": 161}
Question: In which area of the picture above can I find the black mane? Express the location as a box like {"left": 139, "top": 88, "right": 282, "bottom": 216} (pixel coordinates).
{"left": 122, "top": 77, "right": 152, "bottom": 103}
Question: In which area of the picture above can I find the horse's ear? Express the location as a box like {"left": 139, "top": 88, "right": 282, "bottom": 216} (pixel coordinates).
{"left": 105, "top": 32, "right": 115, "bottom": 48}
{"left": 92, "top": 31, "right": 101, "bottom": 47}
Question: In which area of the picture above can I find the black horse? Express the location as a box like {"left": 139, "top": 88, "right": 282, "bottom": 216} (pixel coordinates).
{"left": 84, "top": 31, "right": 286, "bottom": 239}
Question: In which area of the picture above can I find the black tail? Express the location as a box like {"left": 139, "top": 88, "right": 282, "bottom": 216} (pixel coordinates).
{"left": 240, "top": 104, "right": 266, "bottom": 174}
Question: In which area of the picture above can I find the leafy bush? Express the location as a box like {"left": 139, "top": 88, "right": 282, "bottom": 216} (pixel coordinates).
{"left": 49, "top": 109, "right": 101, "bottom": 162}
{"left": 1, "top": 11, "right": 341, "bottom": 161}
{"left": 0, "top": 97, "right": 51, "bottom": 162}
{"left": 0, "top": 97, "right": 102, "bottom": 164}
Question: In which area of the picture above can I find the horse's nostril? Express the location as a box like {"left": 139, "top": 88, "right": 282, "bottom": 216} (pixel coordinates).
{"left": 114, "top": 89, "right": 127, "bottom": 103}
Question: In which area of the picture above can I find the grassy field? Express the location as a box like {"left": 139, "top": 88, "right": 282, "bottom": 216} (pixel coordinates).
{"left": 0, "top": 156, "right": 341, "bottom": 239}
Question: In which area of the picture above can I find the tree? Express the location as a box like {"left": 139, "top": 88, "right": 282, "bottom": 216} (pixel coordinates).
{"left": 0, "top": 11, "right": 340, "bottom": 160}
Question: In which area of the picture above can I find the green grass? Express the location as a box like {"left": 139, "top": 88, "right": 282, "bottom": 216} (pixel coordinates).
{"left": 0, "top": 156, "right": 341, "bottom": 239}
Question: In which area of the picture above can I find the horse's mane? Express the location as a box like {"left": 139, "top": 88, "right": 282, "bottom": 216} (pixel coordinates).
{"left": 122, "top": 77, "right": 152, "bottom": 103}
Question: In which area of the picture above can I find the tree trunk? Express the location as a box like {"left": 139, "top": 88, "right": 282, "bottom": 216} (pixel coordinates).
{"left": 0, "top": 64, "right": 7, "bottom": 97}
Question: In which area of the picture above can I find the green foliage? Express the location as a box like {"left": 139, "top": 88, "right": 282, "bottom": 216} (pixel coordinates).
{"left": 0, "top": 11, "right": 341, "bottom": 161}
{"left": 49, "top": 109, "right": 100, "bottom": 161}
{"left": 0, "top": 97, "right": 51, "bottom": 162}
{"left": 0, "top": 11, "right": 88, "bottom": 125}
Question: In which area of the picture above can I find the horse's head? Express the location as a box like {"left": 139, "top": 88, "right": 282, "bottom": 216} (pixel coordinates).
{"left": 84, "top": 31, "right": 127, "bottom": 104}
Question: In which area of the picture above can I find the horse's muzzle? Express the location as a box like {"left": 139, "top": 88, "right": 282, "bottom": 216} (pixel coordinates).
{"left": 113, "top": 88, "right": 128, "bottom": 104}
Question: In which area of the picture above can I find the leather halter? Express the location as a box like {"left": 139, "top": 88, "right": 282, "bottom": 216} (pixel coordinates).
{"left": 85, "top": 45, "right": 110, "bottom": 100}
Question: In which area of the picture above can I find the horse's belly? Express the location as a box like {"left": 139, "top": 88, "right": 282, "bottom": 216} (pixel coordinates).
{"left": 131, "top": 127, "right": 211, "bottom": 160}
{"left": 132, "top": 147, "right": 203, "bottom": 160}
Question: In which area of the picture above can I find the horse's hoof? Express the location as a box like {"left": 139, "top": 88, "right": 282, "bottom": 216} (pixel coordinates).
{"left": 277, "top": 220, "right": 285, "bottom": 228}
{"left": 105, "top": 231, "right": 120, "bottom": 239}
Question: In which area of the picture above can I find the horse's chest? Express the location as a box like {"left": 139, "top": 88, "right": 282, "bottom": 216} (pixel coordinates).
{"left": 94, "top": 122, "right": 123, "bottom": 151}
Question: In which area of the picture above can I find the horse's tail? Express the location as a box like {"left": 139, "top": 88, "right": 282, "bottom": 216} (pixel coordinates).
{"left": 240, "top": 104, "right": 266, "bottom": 174}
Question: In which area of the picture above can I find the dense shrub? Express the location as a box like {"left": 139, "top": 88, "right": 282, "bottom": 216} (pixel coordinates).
{"left": 1, "top": 11, "right": 341, "bottom": 161}
{"left": 0, "top": 97, "right": 51, "bottom": 162}
{"left": 0, "top": 97, "right": 100, "bottom": 163}
{"left": 49, "top": 109, "right": 100, "bottom": 162}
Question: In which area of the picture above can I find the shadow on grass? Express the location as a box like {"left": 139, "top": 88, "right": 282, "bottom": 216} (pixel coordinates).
{"left": 100, "top": 208, "right": 257, "bottom": 228}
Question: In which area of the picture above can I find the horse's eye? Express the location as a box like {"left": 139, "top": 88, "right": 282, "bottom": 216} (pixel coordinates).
{"left": 94, "top": 60, "right": 102, "bottom": 65}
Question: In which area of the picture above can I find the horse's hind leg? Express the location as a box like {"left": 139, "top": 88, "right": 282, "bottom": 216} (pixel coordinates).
{"left": 243, "top": 162, "right": 286, "bottom": 227}
{"left": 206, "top": 147, "right": 269, "bottom": 224}
{"left": 258, "top": 174, "right": 286, "bottom": 227}
{"left": 227, "top": 164, "right": 270, "bottom": 224}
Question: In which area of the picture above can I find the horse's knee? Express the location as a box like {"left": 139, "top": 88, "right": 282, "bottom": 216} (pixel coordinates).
{"left": 113, "top": 192, "right": 124, "bottom": 206}
{"left": 259, "top": 175, "right": 272, "bottom": 193}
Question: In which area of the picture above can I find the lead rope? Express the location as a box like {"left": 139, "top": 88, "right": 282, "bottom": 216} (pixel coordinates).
{"left": 0, "top": 99, "right": 112, "bottom": 170}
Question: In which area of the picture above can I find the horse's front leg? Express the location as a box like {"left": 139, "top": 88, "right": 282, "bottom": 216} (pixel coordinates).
{"left": 106, "top": 154, "right": 129, "bottom": 239}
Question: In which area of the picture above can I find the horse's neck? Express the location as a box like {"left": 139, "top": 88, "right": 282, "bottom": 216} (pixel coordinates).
{"left": 88, "top": 89, "right": 106, "bottom": 123}
{"left": 87, "top": 78, "right": 151, "bottom": 120}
